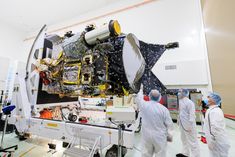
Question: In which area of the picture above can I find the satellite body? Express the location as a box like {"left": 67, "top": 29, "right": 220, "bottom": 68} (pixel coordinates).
{"left": 27, "top": 20, "right": 178, "bottom": 104}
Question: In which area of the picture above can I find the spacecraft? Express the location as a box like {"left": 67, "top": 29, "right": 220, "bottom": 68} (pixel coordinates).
{"left": 26, "top": 20, "right": 178, "bottom": 104}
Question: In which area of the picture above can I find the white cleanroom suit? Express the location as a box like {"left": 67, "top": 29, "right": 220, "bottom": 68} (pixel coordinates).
{"left": 178, "top": 96, "right": 200, "bottom": 157}
{"left": 204, "top": 105, "right": 230, "bottom": 157}
{"left": 136, "top": 89, "right": 173, "bottom": 157}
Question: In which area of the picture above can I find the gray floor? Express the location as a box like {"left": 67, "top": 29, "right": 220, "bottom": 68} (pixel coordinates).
{"left": 1, "top": 123, "right": 235, "bottom": 157}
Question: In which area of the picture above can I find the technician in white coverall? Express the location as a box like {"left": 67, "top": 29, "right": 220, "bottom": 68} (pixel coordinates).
{"left": 176, "top": 89, "right": 200, "bottom": 157}
{"left": 136, "top": 88, "right": 173, "bottom": 157}
{"left": 203, "top": 93, "right": 230, "bottom": 157}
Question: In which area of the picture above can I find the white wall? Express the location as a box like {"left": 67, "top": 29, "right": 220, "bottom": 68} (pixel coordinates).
{"left": 0, "top": 24, "right": 26, "bottom": 90}
{"left": 23, "top": 0, "right": 212, "bottom": 94}
{"left": 0, "top": 24, "right": 26, "bottom": 62}
{"left": 0, "top": 57, "right": 10, "bottom": 90}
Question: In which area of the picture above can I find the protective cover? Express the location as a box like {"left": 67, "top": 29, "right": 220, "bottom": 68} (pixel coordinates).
{"left": 62, "top": 33, "right": 87, "bottom": 59}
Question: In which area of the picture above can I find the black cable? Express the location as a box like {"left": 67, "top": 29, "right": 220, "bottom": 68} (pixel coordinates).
{"left": 208, "top": 106, "right": 218, "bottom": 139}
{"left": 108, "top": 118, "right": 118, "bottom": 126}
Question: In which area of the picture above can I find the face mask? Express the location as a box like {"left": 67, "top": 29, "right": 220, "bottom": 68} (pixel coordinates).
{"left": 203, "top": 98, "right": 209, "bottom": 106}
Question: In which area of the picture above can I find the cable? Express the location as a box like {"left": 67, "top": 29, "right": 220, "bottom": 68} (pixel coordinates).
{"left": 208, "top": 106, "right": 218, "bottom": 139}
{"left": 108, "top": 118, "right": 118, "bottom": 126}
{"left": 133, "top": 146, "right": 141, "bottom": 152}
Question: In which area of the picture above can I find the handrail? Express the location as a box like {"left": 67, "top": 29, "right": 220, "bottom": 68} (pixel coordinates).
{"left": 89, "top": 136, "right": 101, "bottom": 157}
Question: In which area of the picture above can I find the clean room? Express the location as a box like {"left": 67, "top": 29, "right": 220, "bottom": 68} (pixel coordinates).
{"left": 0, "top": 0, "right": 235, "bottom": 157}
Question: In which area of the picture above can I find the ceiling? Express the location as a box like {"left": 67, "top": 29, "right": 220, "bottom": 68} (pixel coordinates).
{"left": 0, "top": 0, "right": 123, "bottom": 33}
